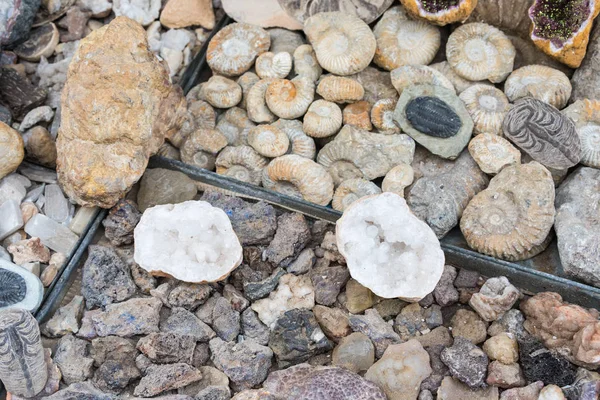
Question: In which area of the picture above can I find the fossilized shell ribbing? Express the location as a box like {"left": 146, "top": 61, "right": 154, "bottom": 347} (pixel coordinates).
{"left": 503, "top": 98, "right": 581, "bottom": 170}
{"left": 266, "top": 77, "right": 315, "bottom": 119}
{"left": 272, "top": 119, "right": 316, "bottom": 160}
{"left": 317, "top": 75, "right": 365, "bottom": 104}
{"left": 446, "top": 22, "right": 516, "bottom": 83}
{"left": 459, "top": 84, "right": 510, "bottom": 136}
{"left": 373, "top": 6, "right": 441, "bottom": 71}
{"left": 236, "top": 72, "right": 260, "bottom": 110}
{"left": 168, "top": 100, "right": 216, "bottom": 148}
{"left": 563, "top": 99, "right": 600, "bottom": 169}
{"left": 181, "top": 128, "right": 228, "bottom": 169}
{"left": 504, "top": 65, "right": 572, "bottom": 109}
{"left": 430, "top": 61, "right": 490, "bottom": 94}
{"left": 332, "top": 178, "right": 382, "bottom": 211}
{"left": 248, "top": 125, "right": 290, "bottom": 158}
{"left": 216, "top": 107, "right": 256, "bottom": 146}
{"left": 293, "top": 44, "right": 322, "bottom": 82}
{"left": 467, "top": 0, "right": 532, "bottom": 38}
{"left": 468, "top": 133, "right": 522, "bottom": 175}
{"left": 200, "top": 76, "right": 242, "bottom": 109}
{"left": 460, "top": 162, "right": 556, "bottom": 261}
{"left": 303, "top": 100, "right": 343, "bottom": 138}
{"left": 391, "top": 65, "right": 455, "bottom": 97}
{"left": 216, "top": 145, "right": 268, "bottom": 185}
{"left": 382, "top": 163, "right": 414, "bottom": 196}
{"left": 262, "top": 154, "right": 334, "bottom": 205}
{"left": 303, "top": 12, "right": 376, "bottom": 76}
{"left": 371, "top": 98, "right": 400, "bottom": 133}
{"left": 247, "top": 78, "right": 277, "bottom": 124}
{"left": 255, "top": 52, "right": 293, "bottom": 79}
{"left": 343, "top": 101, "right": 373, "bottom": 131}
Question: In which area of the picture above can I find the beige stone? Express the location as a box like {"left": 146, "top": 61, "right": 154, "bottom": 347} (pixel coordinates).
{"left": 222, "top": 0, "right": 302, "bottom": 30}
{"left": 23, "top": 126, "right": 57, "bottom": 168}
{"left": 438, "top": 376, "right": 499, "bottom": 400}
{"left": 313, "top": 305, "right": 351, "bottom": 342}
{"left": 483, "top": 333, "right": 519, "bottom": 365}
{"left": 160, "top": 0, "right": 215, "bottom": 29}
{"left": 56, "top": 17, "right": 185, "bottom": 208}
{"left": 0, "top": 122, "right": 25, "bottom": 180}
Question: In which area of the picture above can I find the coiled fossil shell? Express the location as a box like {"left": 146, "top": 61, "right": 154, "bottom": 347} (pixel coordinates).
{"left": 382, "top": 163, "right": 414, "bottom": 197}
{"left": 247, "top": 78, "right": 278, "bottom": 123}
{"left": 371, "top": 98, "right": 400, "bottom": 134}
{"left": 467, "top": 0, "right": 532, "bottom": 37}
{"left": 248, "top": 124, "right": 290, "bottom": 157}
{"left": 317, "top": 75, "right": 365, "bottom": 104}
{"left": 343, "top": 101, "right": 373, "bottom": 131}
{"left": 460, "top": 161, "right": 556, "bottom": 261}
{"left": 266, "top": 77, "right": 315, "bottom": 119}
{"left": 332, "top": 178, "right": 382, "bottom": 211}
{"left": 503, "top": 98, "right": 581, "bottom": 170}
{"left": 373, "top": 6, "right": 441, "bottom": 71}
{"left": 207, "top": 23, "right": 270, "bottom": 76}
{"left": 563, "top": 99, "right": 600, "bottom": 169}
{"left": 272, "top": 119, "right": 317, "bottom": 159}
{"left": 391, "top": 65, "right": 455, "bottom": 97}
{"left": 256, "top": 52, "right": 293, "bottom": 79}
{"left": 157, "top": 142, "right": 181, "bottom": 160}
{"left": 430, "top": 61, "right": 490, "bottom": 94}
{"left": 408, "top": 150, "right": 489, "bottom": 238}
{"left": 237, "top": 72, "right": 260, "bottom": 110}
{"left": 216, "top": 107, "right": 256, "bottom": 146}
{"left": 199, "top": 75, "right": 242, "bottom": 109}
{"left": 262, "top": 154, "right": 334, "bottom": 205}
{"left": 468, "top": 133, "right": 521, "bottom": 175}
{"left": 349, "top": 66, "right": 398, "bottom": 105}
{"left": 459, "top": 84, "right": 510, "bottom": 136}
{"left": 446, "top": 22, "right": 516, "bottom": 83}
{"left": 216, "top": 145, "right": 269, "bottom": 185}
{"left": 504, "top": 65, "right": 572, "bottom": 109}
{"left": 400, "top": 0, "right": 478, "bottom": 26}
{"left": 294, "top": 44, "right": 322, "bottom": 82}
{"left": 303, "top": 100, "right": 343, "bottom": 138}
{"left": 317, "top": 124, "right": 416, "bottom": 185}
{"left": 277, "top": 0, "right": 395, "bottom": 24}
{"left": 168, "top": 100, "right": 216, "bottom": 148}
{"left": 181, "top": 128, "right": 228, "bottom": 170}
{"left": 303, "top": 12, "right": 376, "bottom": 76}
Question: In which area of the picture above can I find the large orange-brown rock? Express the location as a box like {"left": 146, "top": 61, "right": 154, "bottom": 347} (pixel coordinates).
{"left": 0, "top": 121, "right": 24, "bottom": 179}
{"left": 56, "top": 17, "right": 185, "bottom": 208}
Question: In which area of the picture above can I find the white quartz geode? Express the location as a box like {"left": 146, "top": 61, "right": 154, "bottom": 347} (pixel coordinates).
{"left": 133, "top": 200, "right": 243, "bottom": 283}
{"left": 336, "top": 192, "right": 444, "bottom": 301}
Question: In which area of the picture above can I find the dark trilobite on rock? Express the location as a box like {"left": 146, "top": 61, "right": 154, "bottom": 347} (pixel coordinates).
{"left": 405, "top": 96, "right": 462, "bottom": 138}
{"left": 0, "top": 269, "right": 26, "bottom": 308}
{"left": 0, "top": 259, "right": 43, "bottom": 312}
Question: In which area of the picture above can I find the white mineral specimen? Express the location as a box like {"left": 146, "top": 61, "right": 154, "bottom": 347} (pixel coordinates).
{"left": 133, "top": 201, "right": 243, "bottom": 283}
{"left": 112, "top": 0, "right": 160, "bottom": 26}
{"left": 336, "top": 192, "right": 444, "bottom": 301}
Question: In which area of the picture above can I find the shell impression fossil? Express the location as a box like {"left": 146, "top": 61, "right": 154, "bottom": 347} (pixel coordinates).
{"left": 0, "top": 259, "right": 43, "bottom": 312}
{"left": 529, "top": 0, "right": 600, "bottom": 68}
{"left": 248, "top": 124, "right": 290, "bottom": 157}
{"left": 294, "top": 44, "right": 323, "bottom": 82}
{"left": 459, "top": 84, "right": 510, "bottom": 136}
{"left": 303, "top": 100, "right": 343, "bottom": 138}
{"left": 277, "top": 0, "right": 395, "bottom": 24}
{"left": 262, "top": 154, "right": 334, "bottom": 205}
{"left": 216, "top": 107, "right": 256, "bottom": 146}
{"left": 563, "top": 99, "right": 600, "bottom": 169}
{"left": 371, "top": 98, "right": 400, "bottom": 134}
{"left": 468, "top": 133, "right": 522, "bottom": 175}
{"left": 400, "top": 0, "right": 478, "bottom": 26}
{"left": 317, "top": 124, "right": 416, "bottom": 185}
{"left": 303, "top": 12, "right": 376, "bottom": 76}
{"left": 391, "top": 65, "right": 455, "bottom": 97}
{"left": 394, "top": 84, "right": 474, "bottom": 160}
{"left": 503, "top": 97, "right": 582, "bottom": 170}
{"left": 408, "top": 150, "right": 489, "bottom": 238}
{"left": 343, "top": 101, "right": 373, "bottom": 131}
{"left": 332, "top": 178, "right": 382, "bottom": 211}
{"left": 247, "top": 78, "right": 278, "bottom": 124}
{"left": 460, "top": 161, "right": 556, "bottom": 261}
{"left": 382, "top": 163, "right": 414, "bottom": 197}
{"left": 207, "top": 23, "right": 270, "bottom": 77}
{"left": 317, "top": 75, "right": 365, "bottom": 103}
{"left": 272, "top": 118, "right": 317, "bottom": 159}
{"left": 216, "top": 145, "right": 269, "bottom": 185}
{"left": 373, "top": 6, "right": 441, "bottom": 71}
{"left": 504, "top": 65, "right": 572, "bottom": 109}
{"left": 199, "top": 75, "right": 242, "bottom": 109}
{"left": 266, "top": 77, "right": 315, "bottom": 119}
{"left": 446, "top": 22, "right": 516, "bottom": 83}
{"left": 181, "top": 128, "right": 228, "bottom": 170}
{"left": 168, "top": 100, "right": 216, "bottom": 148}
{"left": 255, "top": 51, "right": 293, "bottom": 79}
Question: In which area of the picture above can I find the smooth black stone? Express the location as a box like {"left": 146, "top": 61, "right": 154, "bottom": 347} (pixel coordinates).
{"left": 406, "top": 96, "right": 462, "bottom": 138}
{"left": 0, "top": 269, "right": 27, "bottom": 307}
{"left": 518, "top": 337, "right": 576, "bottom": 387}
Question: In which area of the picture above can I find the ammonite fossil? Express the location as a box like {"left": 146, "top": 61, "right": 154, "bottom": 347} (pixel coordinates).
{"left": 504, "top": 65, "right": 572, "bottom": 109}
{"left": 563, "top": 99, "right": 600, "bottom": 169}
{"left": 503, "top": 98, "right": 582, "bottom": 170}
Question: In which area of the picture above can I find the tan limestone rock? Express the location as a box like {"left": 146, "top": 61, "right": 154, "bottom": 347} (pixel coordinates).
{"left": 0, "top": 122, "right": 25, "bottom": 180}
{"left": 160, "top": 0, "right": 215, "bottom": 29}
{"left": 222, "top": 0, "right": 302, "bottom": 30}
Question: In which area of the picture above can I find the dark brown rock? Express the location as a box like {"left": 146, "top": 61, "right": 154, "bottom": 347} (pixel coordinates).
{"left": 102, "top": 200, "right": 141, "bottom": 246}
{"left": 162, "top": 307, "right": 215, "bottom": 342}
{"left": 137, "top": 332, "right": 196, "bottom": 364}
{"left": 0, "top": 67, "right": 46, "bottom": 118}
{"left": 265, "top": 213, "right": 310, "bottom": 266}
{"left": 310, "top": 265, "right": 350, "bottom": 306}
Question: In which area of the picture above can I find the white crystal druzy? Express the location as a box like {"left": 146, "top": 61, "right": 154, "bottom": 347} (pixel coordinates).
{"left": 336, "top": 192, "right": 444, "bottom": 301}
{"left": 133, "top": 200, "right": 243, "bottom": 283}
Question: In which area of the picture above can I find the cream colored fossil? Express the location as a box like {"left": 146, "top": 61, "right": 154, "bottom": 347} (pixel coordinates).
{"left": 255, "top": 51, "right": 293, "bottom": 79}
{"left": 168, "top": 100, "right": 216, "bottom": 148}
{"left": 157, "top": 142, "right": 180, "bottom": 160}
{"left": 303, "top": 12, "right": 376, "bottom": 76}
{"left": 382, "top": 163, "right": 414, "bottom": 197}
{"left": 343, "top": 101, "right": 373, "bottom": 131}
{"left": 207, "top": 22, "right": 270, "bottom": 76}
{"left": 216, "top": 107, "right": 256, "bottom": 146}
{"left": 215, "top": 145, "right": 269, "bottom": 185}
{"left": 246, "top": 78, "right": 277, "bottom": 123}
{"left": 265, "top": 77, "right": 315, "bottom": 119}
{"left": 504, "top": 65, "right": 572, "bottom": 109}
{"left": 262, "top": 154, "right": 334, "bottom": 205}
{"left": 430, "top": 61, "right": 490, "bottom": 94}
{"left": 303, "top": 100, "right": 343, "bottom": 138}
{"left": 332, "top": 178, "right": 382, "bottom": 211}
{"left": 317, "top": 75, "right": 365, "bottom": 103}
{"left": 460, "top": 161, "right": 556, "bottom": 261}
{"left": 371, "top": 98, "right": 400, "bottom": 134}
{"left": 247, "top": 124, "right": 290, "bottom": 158}
{"left": 199, "top": 75, "right": 242, "bottom": 109}
{"left": 468, "top": 133, "right": 521, "bottom": 175}
{"left": 391, "top": 65, "right": 455, "bottom": 97}
{"left": 373, "top": 6, "right": 441, "bottom": 71}
{"left": 236, "top": 72, "right": 260, "bottom": 110}
{"left": 180, "top": 128, "right": 228, "bottom": 170}
{"left": 563, "top": 99, "right": 600, "bottom": 169}
{"left": 446, "top": 22, "right": 516, "bottom": 83}
{"left": 272, "top": 119, "right": 316, "bottom": 160}
{"left": 293, "top": 44, "right": 322, "bottom": 82}
{"left": 459, "top": 84, "right": 510, "bottom": 136}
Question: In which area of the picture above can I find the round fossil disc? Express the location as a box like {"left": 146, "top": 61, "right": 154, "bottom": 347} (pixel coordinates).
{"left": 14, "top": 23, "right": 60, "bottom": 62}
{"left": 503, "top": 98, "right": 581, "bottom": 170}
{"left": 277, "top": 0, "right": 395, "bottom": 24}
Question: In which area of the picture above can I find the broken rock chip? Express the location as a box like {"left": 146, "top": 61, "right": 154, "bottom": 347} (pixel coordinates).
{"left": 336, "top": 192, "right": 444, "bottom": 301}
{"left": 56, "top": 16, "right": 185, "bottom": 208}
{"left": 134, "top": 363, "right": 202, "bottom": 397}
{"left": 134, "top": 200, "right": 243, "bottom": 283}
{"left": 222, "top": 0, "right": 302, "bottom": 30}
{"left": 91, "top": 297, "right": 162, "bottom": 337}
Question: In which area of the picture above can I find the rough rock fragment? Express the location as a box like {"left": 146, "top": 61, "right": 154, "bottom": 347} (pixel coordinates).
{"left": 265, "top": 213, "right": 310, "bottom": 266}
{"left": 500, "top": 381, "right": 544, "bottom": 400}
{"left": 469, "top": 277, "right": 521, "bottom": 322}
{"left": 313, "top": 305, "right": 352, "bottom": 342}
{"left": 137, "top": 332, "right": 196, "bottom": 364}
{"left": 518, "top": 336, "right": 576, "bottom": 386}
{"left": 332, "top": 332, "right": 375, "bottom": 373}
{"left": 437, "top": 376, "right": 499, "bottom": 400}
{"left": 91, "top": 297, "right": 162, "bottom": 337}
{"left": 450, "top": 309, "right": 488, "bottom": 344}
{"left": 349, "top": 309, "right": 402, "bottom": 358}
{"left": 53, "top": 334, "right": 94, "bottom": 385}
{"left": 310, "top": 265, "right": 350, "bottom": 306}
{"left": 483, "top": 333, "right": 519, "bottom": 365}
{"left": 241, "top": 308, "right": 270, "bottom": 345}
{"left": 441, "top": 337, "right": 489, "bottom": 388}
{"left": 571, "top": 23, "right": 600, "bottom": 102}
{"left": 486, "top": 361, "right": 525, "bottom": 389}
{"left": 137, "top": 168, "right": 197, "bottom": 212}
{"left": 134, "top": 363, "right": 202, "bottom": 397}
{"left": 0, "top": 122, "right": 25, "bottom": 180}
{"left": 43, "top": 382, "right": 115, "bottom": 400}
{"left": 42, "top": 295, "right": 83, "bottom": 337}
{"left": 162, "top": 307, "right": 215, "bottom": 342}
{"left": 212, "top": 297, "right": 240, "bottom": 342}
{"left": 160, "top": 0, "right": 214, "bottom": 29}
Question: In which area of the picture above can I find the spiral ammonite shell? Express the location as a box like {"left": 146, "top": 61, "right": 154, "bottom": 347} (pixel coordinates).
{"left": 459, "top": 84, "right": 510, "bottom": 136}
{"left": 504, "top": 65, "right": 572, "bottom": 109}
{"left": 460, "top": 161, "right": 556, "bottom": 261}
{"left": 563, "top": 99, "right": 600, "bottom": 169}
{"left": 503, "top": 98, "right": 581, "bottom": 170}
{"left": 216, "top": 145, "right": 269, "bottom": 185}
{"left": 332, "top": 178, "right": 382, "bottom": 211}
{"left": 272, "top": 119, "right": 317, "bottom": 159}
{"left": 371, "top": 98, "right": 400, "bottom": 134}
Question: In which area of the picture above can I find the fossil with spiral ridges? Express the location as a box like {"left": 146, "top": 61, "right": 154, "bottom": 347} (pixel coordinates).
{"left": 563, "top": 99, "right": 600, "bottom": 169}
{"left": 503, "top": 97, "right": 582, "bottom": 170}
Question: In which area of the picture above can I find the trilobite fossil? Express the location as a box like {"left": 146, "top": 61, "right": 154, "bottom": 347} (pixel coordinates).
{"left": 405, "top": 96, "right": 462, "bottom": 138}
{"left": 0, "top": 269, "right": 26, "bottom": 308}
